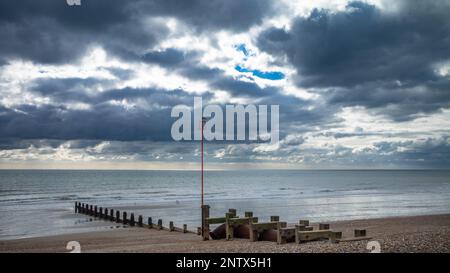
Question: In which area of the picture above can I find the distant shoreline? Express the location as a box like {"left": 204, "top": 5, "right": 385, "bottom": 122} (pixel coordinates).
{"left": 1, "top": 213, "right": 449, "bottom": 253}
{"left": 1, "top": 168, "right": 450, "bottom": 171}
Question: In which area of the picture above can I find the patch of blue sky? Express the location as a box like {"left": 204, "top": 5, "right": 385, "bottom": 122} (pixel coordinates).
{"left": 235, "top": 65, "right": 285, "bottom": 80}
{"left": 235, "top": 43, "right": 250, "bottom": 56}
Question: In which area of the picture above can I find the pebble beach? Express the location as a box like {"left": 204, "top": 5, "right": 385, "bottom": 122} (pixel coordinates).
{"left": 1, "top": 213, "right": 449, "bottom": 253}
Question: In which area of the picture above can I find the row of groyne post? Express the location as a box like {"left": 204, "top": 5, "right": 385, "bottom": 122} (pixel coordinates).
{"left": 75, "top": 202, "right": 369, "bottom": 244}
{"left": 74, "top": 202, "right": 193, "bottom": 234}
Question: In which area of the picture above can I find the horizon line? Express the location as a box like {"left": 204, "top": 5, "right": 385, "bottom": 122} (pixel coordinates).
{"left": 0, "top": 168, "right": 449, "bottom": 171}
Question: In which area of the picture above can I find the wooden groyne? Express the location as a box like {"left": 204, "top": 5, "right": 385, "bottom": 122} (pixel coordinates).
{"left": 200, "top": 205, "right": 371, "bottom": 244}
{"left": 74, "top": 202, "right": 195, "bottom": 234}
{"left": 74, "top": 202, "right": 370, "bottom": 244}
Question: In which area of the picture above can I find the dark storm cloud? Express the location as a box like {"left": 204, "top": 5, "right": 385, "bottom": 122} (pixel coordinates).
{"left": 0, "top": 0, "right": 274, "bottom": 64}
{"left": 0, "top": 86, "right": 211, "bottom": 141}
{"left": 142, "top": 48, "right": 188, "bottom": 67}
{"left": 141, "top": 46, "right": 288, "bottom": 99}
{"left": 2, "top": 0, "right": 450, "bottom": 168}
{"left": 98, "top": 87, "right": 215, "bottom": 108}
{"left": 27, "top": 71, "right": 327, "bottom": 144}
{"left": 258, "top": 1, "right": 450, "bottom": 87}
{"left": 179, "top": 66, "right": 224, "bottom": 81}
{"left": 211, "top": 78, "right": 278, "bottom": 97}
{"left": 30, "top": 76, "right": 213, "bottom": 105}
{"left": 257, "top": 0, "right": 450, "bottom": 120}
{"left": 0, "top": 58, "right": 9, "bottom": 66}
{"left": 0, "top": 0, "right": 161, "bottom": 63}
{"left": 0, "top": 17, "right": 88, "bottom": 63}
{"left": 0, "top": 103, "right": 172, "bottom": 141}
{"left": 138, "top": 0, "right": 274, "bottom": 32}
{"left": 140, "top": 47, "right": 228, "bottom": 84}
{"left": 27, "top": 75, "right": 319, "bottom": 143}
{"left": 372, "top": 137, "right": 450, "bottom": 168}
{"left": 141, "top": 48, "right": 226, "bottom": 82}
{"left": 327, "top": 78, "right": 450, "bottom": 121}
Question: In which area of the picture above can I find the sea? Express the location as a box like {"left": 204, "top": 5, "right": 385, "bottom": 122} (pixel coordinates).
{"left": 1, "top": 169, "right": 450, "bottom": 240}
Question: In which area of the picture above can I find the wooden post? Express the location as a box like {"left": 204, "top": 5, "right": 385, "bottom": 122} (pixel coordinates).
{"left": 244, "top": 211, "right": 253, "bottom": 218}
{"left": 354, "top": 229, "right": 366, "bottom": 237}
{"left": 169, "top": 221, "right": 174, "bottom": 231}
{"left": 148, "top": 217, "right": 153, "bottom": 228}
{"left": 104, "top": 208, "right": 108, "bottom": 219}
{"left": 297, "top": 225, "right": 313, "bottom": 231}
{"left": 330, "top": 231, "right": 343, "bottom": 243}
{"left": 295, "top": 224, "right": 314, "bottom": 243}
{"left": 228, "top": 208, "right": 237, "bottom": 217}
{"left": 94, "top": 206, "right": 98, "bottom": 217}
{"left": 201, "top": 205, "right": 210, "bottom": 240}
{"left": 270, "top": 216, "right": 279, "bottom": 222}
{"left": 89, "top": 205, "right": 93, "bottom": 216}
{"left": 276, "top": 222, "right": 283, "bottom": 244}
{"left": 225, "top": 212, "right": 234, "bottom": 241}
{"left": 277, "top": 222, "right": 293, "bottom": 244}
{"left": 299, "top": 220, "right": 309, "bottom": 226}
{"left": 183, "top": 224, "right": 187, "bottom": 233}
{"left": 123, "top": 211, "right": 128, "bottom": 224}
{"left": 248, "top": 219, "right": 258, "bottom": 242}
{"left": 75, "top": 202, "right": 78, "bottom": 213}
{"left": 319, "top": 223, "right": 330, "bottom": 230}
{"left": 138, "top": 215, "right": 143, "bottom": 227}
{"left": 110, "top": 209, "right": 114, "bottom": 221}
{"left": 157, "top": 219, "right": 162, "bottom": 230}
{"left": 99, "top": 207, "right": 103, "bottom": 218}
{"left": 130, "top": 213, "right": 135, "bottom": 226}
{"left": 116, "top": 210, "right": 120, "bottom": 223}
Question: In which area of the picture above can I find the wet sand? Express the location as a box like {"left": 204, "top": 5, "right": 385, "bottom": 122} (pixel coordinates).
{"left": 1, "top": 213, "right": 449, "bottom": 253}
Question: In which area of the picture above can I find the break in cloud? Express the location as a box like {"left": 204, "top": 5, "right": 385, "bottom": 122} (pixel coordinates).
{"left": 0, "top": 0, "right": 450, "bottom": 169}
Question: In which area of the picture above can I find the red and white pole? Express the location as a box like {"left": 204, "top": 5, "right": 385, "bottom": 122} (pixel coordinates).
{"left": 200, "top": 117, "right": 207, "bottom": 239}
{"left": 201, "top": 117, "right": 205, "bottom": 207}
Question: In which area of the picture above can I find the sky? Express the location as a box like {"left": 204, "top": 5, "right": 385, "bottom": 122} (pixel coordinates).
{"left": 0, "top": 0, "right": 450, "bottom": 169}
